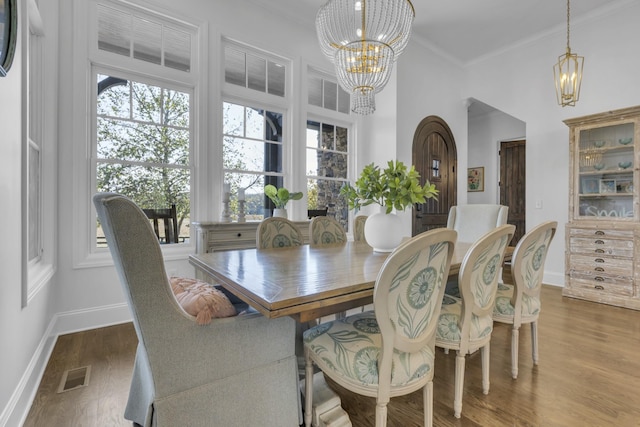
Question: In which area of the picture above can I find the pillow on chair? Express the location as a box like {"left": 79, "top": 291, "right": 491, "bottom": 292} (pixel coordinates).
{"left": 170, "top": 277, "right": 237, "bottom": 325}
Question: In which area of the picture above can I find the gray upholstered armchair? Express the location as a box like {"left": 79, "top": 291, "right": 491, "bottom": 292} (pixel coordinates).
{"left": 93, "top": 193, "right": 300, "bottom": 426}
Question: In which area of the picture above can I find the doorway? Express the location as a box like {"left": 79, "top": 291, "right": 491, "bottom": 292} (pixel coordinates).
{"left": 500, "top": 139, "right": 526, "bottom": 244}
{"left": 412, "top": 116, "right": 457, "bottom": 236}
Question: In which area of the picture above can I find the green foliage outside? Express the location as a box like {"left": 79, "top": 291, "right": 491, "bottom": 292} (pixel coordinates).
{"left": 96, "top": 77, "right": 190, "bottom": 237}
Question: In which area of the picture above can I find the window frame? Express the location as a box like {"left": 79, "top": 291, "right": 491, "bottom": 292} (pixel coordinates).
{"left": 72, "top": 0, "right": 206, "bottom": 268}
{"left": 305, "top": 66, "right": 356, "bottom": 234}
{"left": 221, "top": 39, "right": 295, "bottom": 220}
{"left": 22, "top": 0, "right": 55, "bottom": 307}
{"left": 92, "top": 68, "right": 195, "bottom": 248}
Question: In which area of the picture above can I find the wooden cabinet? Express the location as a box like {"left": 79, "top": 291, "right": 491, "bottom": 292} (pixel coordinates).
{"left": 192, "top": 221, "right": 311, "bottom": 254}
{"left": 564, "top": 106, "right": 640, "bottom": 310}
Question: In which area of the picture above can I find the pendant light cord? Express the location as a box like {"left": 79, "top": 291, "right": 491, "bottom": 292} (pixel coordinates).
{"left": 566, "top": 0, "right": 571, "bottom": 51}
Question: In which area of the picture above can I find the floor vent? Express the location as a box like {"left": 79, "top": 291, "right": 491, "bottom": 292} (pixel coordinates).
{"left": 57, "top": 366, "right": 91, "bottom": 393}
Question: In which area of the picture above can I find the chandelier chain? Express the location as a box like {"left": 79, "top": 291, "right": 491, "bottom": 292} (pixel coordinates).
{"left": 566, "top": 0, "right": 571, "bottom": 50}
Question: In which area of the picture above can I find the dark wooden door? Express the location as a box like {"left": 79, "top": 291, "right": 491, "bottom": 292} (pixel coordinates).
{"left": 412, "top": 116, "right": 457, "bottom": 236}
{"left": 500, "top": 140, "right": 526, "bottom": 244}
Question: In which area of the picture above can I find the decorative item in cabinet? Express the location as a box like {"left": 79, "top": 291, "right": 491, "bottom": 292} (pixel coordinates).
{"left": 565, "top": 105, "right": 640, "bottom": 310}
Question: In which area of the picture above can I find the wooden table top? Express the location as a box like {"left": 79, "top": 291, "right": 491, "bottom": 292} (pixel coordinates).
{"left": 190, "top": 241, "right": 478, "bottom": 322}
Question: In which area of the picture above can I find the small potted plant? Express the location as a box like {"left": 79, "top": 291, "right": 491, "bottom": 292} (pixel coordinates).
{"left": 264, "top": 184, "right": 303, "bottom": 218}
{"left": 340, "top": 160, "right": 438, "bottom": 251}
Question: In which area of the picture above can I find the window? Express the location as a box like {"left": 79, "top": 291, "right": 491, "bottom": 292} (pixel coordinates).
{"left": 306, "top": 68, "right": 353, "bottom": 231}
{"left": 73, "top": 0, "right": 201, "bottom": 261}
{"left": 95, "top": 73, "right": 192, "bottom": 246}
{"left": 306, "top": 121, "right": 350, "bottom": 230}
{"left": 308, "top": 71, "right": 350, "bottom": 114}
{"left": 222, "top": 102, "right": 284, "bottom": 220}
{"left": 224, "top": 44, "right": 286, "bottom": 97}
{"left": 22, "top": 0, "right": 53, "bottom": 306}
{"left": 222, "top": 41, "right": 291, "bottom": 220}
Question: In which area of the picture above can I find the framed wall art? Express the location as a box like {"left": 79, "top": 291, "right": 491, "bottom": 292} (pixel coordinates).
{"left": 0, "top": 0, "right": 17, "bottom": 77}
{"left": 467, "top": 167, "right": 484, "bottom": 192}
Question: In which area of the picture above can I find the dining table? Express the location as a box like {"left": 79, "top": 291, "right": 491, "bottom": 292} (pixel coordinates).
{"left": 189, "top": 240, "right": 512, "bottom": 323}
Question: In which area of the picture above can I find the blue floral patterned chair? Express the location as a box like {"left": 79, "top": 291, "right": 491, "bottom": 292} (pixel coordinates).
{"left": 256, "top": 217, "right": 303, "bottom": 249}
{"left": 493, "top": 221, "right": 557, "bottom": 379}
{"left": 354, "top": 215, "right": 368, "bottom": 244}
{"left": 436, "top": 224, "right": 515, "bottom": 419}
{"left": 303, "top": 228, "right": 457, "bottom": 427}
{"left": 309, "top": 216, "right": 347, "bottom": 246}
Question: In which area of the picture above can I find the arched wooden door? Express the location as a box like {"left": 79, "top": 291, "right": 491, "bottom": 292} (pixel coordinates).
{"left": 412, "top": 116, "right": 457, "bottom": 236}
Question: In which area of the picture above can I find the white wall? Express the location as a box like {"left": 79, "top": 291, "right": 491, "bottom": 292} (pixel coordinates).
{"left": 463, "top": 1, "right": 640, "bottom": 285}
{"left": 468, "top": 108, "right": 526, "bottom": 204}
{"left": 0, "top": 1, "right": 60, "bottom": 426}
{"left": 393, "top": 40, "right": 468, "bottom": 235}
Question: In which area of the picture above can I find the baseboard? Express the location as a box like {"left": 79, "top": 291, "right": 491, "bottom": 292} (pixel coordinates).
{"left": 543, "top": 271, "right": 564, "bottom": 287}
{"left": 0, "top": 303, "right": 132, "bottom": 427}
{"left": 52, "top": 302, "right": 132, "bottom": 336}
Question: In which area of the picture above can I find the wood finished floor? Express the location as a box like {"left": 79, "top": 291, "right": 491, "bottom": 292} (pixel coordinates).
{"left": 24, "top": 286, "right": 640, "bottom": 426}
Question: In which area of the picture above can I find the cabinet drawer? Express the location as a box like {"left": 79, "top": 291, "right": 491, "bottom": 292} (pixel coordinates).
{"left": 569, "top": 237, "right": 633, "bottom": 257}
{"left": 569, "top": 254, "right": 633, "bottom": 276}
{"left": 568, "top": 277, "right": 634, "bottom": 297}
{"left": 569, "top": 228, "right": 634, "bottom": 239}
{"left": 209, "top": 229, "right": 256, "bottom": 243}
{"left": 569, "top": 268, "right": 633, "bottom": 286}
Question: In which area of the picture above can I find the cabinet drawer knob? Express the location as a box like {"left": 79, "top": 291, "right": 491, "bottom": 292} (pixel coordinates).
{"left": 594, "top": 267, "right": 605, "bottom": 272}
{"left": 594, "top": 258, "right": 605, "bottom": 263}
{"left": 594, "top": 285, "right": 605, "bottom": 290}
{"left": 594, "top": 276, "right": 604, "bottom": 282}
{"left": 594, "top": 230, "right": 605, "bottom": 236}
{"left": 594, "top": 240, "right": 605, "bottom": 245}
{"left": 237, "top": 233, "right": 242, "bottom": 237}
{"left": 595, "top": 248, "right": 605, "bottom": 253}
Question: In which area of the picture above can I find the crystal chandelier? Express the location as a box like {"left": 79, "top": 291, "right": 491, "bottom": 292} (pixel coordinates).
{"left": 553, "top": 0, "right": 584, "bottom": 107}
{"left": 316, "top": 0, "right": 415, "bottom": 115}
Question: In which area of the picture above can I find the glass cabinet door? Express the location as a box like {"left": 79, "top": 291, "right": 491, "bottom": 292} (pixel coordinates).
{"left": 577, "top": 122, "right": 635, "bottom": 219}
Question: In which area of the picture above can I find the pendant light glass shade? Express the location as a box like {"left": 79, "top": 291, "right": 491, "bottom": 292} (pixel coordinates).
{"left": 316, "top": 0, "right": 415, "bottom": 115}
{"left": 553, "top": 0, "right": 584, "bottom": 107}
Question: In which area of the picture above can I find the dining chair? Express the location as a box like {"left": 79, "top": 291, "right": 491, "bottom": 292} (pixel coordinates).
{"left": 93, "top": 192, "right": 301, "bottom": 426}
{"left": 493, "top": 221, "right": 557, "bottom": 379}
{"left": 303, "top": 228, "right": 457, "bottom": 427}
{"left": 445, "top": 204, "right": 509, "bottom": 298}
{"left": 436, "top": 224, "right": 515, "bottom": 419}
{"left": 309, "top": 216, "right": 347, "bottom": 246}
{"left": 354, "top": 215, "right": 368, "bottom": 244}
{"left": 256, "top": 216, "right": 304, "bottom": 249}
{"left": 256, "top": 215, "right": 310, "bottom": 375}
{"left": 446, "top": 204, "right": 509, "bottom": 243}
{"left": 142, "top": 204, "right": 179, "bottom": 244}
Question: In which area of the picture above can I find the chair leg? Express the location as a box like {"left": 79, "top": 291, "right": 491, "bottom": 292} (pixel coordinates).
{"left": 531, "top": 321, "right": 539, "bottom": 365}
{"left": 511, "top": 325, "right": 520, "bottom": 379}
{"left": 423, "top": 381, "right": 433, "bottom": 427}
{"left": 375, "top": 402, "right": 388, "bottom": 427}
{"left": 481, "top": 342, "right": 490, "bottom": 395}
{"left": 304, "top": 351, "right": 314, "bottom": 427}
{"left": 454, "top": 352, "right": 465, "bottom": 418}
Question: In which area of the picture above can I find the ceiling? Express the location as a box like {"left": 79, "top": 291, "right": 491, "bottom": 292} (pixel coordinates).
{"left": 249, "top": 0, "right": 632, "bottom": 65}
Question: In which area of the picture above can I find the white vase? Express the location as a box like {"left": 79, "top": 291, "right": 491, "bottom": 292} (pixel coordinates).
{"left": 364, "top": 207, "right": 404, "bottom": 252}
{"left": 273, "top": 208, "right": 288, "bottom": 218}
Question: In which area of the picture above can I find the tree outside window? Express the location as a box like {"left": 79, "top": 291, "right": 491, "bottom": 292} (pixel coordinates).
{"left": 95, "top": 73, "right": 191, "bottom": 246}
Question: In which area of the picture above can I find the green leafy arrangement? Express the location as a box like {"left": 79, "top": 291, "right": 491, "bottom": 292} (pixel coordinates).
{"left": 340, "top": 160, "right": 439, "bottom": 214}
{"left": 264, "top": 184, "right": 303, "bottom": 209}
